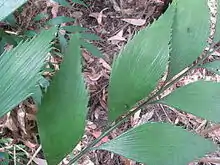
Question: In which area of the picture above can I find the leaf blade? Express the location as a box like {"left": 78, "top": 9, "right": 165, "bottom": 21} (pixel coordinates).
{"left": 62, "top": 26, "right": 87, "bottom": 33}
{"left": 96, "top": 123, "right": 216, "bottom": 165}
{"left": 81, "top": 41, "right": 103, "bottom": 58}
{"left": 107, "top": 2, "right": 175, "bottom": 121}
{"left": 34, "top": 13, "right": 49, "bottom": 21}
{"left": 201, "top": 60, "right": 220, "bottom": 75}
{"left": 37, "top": 34, "right": 88, "bottom": 165}
{"left": 167, "top": 0, "right": 210, "bottom": 80}
{"left": 159, "top": 81, "right": 220, "bottom": 122}
{"left": 0, "top": 0, "right": 27, "bottom": 21}
{"left": 53, "top": 0, "right": 70, "bottom": 7}
{"left": 80, "top": 33, "right": 101, "bottom": 41}
{"left": 214, "top": 0, "right": 220, "bottom": 42}
{"left": 0, "top": 28, "right": 56, "bottom": 117}
{"left": 71, "top": 0, "right": 87, "bottom": 7}
{"left": 47, "top": 16, "right": 75, "bottom": 26}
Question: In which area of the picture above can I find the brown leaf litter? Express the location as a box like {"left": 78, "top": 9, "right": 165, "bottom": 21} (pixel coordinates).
{"left": 3, "top": 0, "right": 220, "bottom": 165}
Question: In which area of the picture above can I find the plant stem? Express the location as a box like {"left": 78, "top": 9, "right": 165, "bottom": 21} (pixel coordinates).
{"left": 67, "top": 44, "right": 220, "bottom": 165}
{"left": 67, "top": 78, "right": 176, "bottom": 164}
{"left": 67, "top": 106, "right": 137, "bottom": 164}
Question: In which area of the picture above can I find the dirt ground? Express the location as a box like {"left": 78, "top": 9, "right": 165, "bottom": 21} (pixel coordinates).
{"left": 1, "top": 0, "right": 220, "bottom": 165}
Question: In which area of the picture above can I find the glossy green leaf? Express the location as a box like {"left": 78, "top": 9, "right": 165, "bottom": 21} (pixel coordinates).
{"left": 159, "top": 81, "right": 220, "bottom": 122}
{"left": 214, "top": 0, "right": 220, "bottom": 42}
{"left": 0, "top": 28, "right": 56, "bottom": 117}
{"left": 37, "top": 34, "right": 88, "bottom": 165}
{"left": 201, "top": 60, "right": 220, "bottom": 75}
{"left": 62, "top": 26, "right": 87, "bottom": 33}
{"left": 96, "top": 123, "right": 216, "bottom": 165}
{"left": 167, "top": 0, "right": 210, "bottom": 80}
{"left": 47, "top": 16, "right": 75, "bottom": 25}
{"left": 107, "top": 2, "right": 175, "bottom": 121}
{"left": 0, "top": 0, "right": 27, "bottom": 21}
{"left": 81, "top": 41, "right": 103, "bottom": 58}
{"left": 81, "top": 33, "right": 101, "bottom": 41}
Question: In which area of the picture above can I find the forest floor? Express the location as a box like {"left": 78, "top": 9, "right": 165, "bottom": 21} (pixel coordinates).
{"left": 1, "top": 0, "right": 220, "bottom": 165}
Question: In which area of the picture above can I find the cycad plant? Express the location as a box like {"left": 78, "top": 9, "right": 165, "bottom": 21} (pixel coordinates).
{"left": 1, "top": 0, "right": 220, "bottom": 165}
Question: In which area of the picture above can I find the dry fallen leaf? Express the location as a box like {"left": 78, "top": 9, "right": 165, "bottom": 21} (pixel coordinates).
{"left": 109, "top": 0, "right": 121, "bottom": 11}
{"left": 23, "top": 140, "right": 37, "bottom": 150}
{"left": 33, "top": 158, "right": 48, "bottom": 165}
{"left": 108, "top": 29, "right": 126, "bottom": 42}
{"left": 98, "top": 8, "right": 108, "bottom": 25}
{"left": 17, "top": 107, "right": 27, "bottom": 134}
{"left": 90, "top": 130, "right": 110, "bottom": 146}
{"left": 121, "top": 157, "right": 136, "bottom": 165}
{"left": 137, "top": 110, "right": 154, "bottom": 126}
{"left": 87, "top": 72, "right": 103, "bottom": 81}
{"left": 89, "top": 9, "right": 108, "bottom": 25}
{"left": 79, "top": 156, "right": 95, "bottom": 165}
{"left": 71, "top": 11, "right": 83, "bottom": 19}
{"left": 122, "top": 18, "right": 146, "bottom": 26}
{"left": 99, "top": 58, "right": 111, "bottom": 71}
{"left": 46, "top": 1, "right": 59, "bottom": 18}
{"left": 4, "top": 112, "right": 18, "bottom": 132}
{"left": 131, "top": 110, "right": 141, "bottom": 127}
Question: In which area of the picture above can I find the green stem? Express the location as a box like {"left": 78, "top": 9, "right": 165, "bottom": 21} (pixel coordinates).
{"left": 67, "top": 44, "right": 220, "bottom": 165}
{"left": 67, "top": 106, "right": 137, "bottom": 164}
{"left": 67, "top": 80, "right": 174, "bottom": 164}
{"left": 67, "top": 122, "right": 119, "bottom": 164}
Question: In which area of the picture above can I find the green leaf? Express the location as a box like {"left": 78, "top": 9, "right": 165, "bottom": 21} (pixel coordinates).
{"left": 47, "top": 16, "right": 75, "bottom": 26}
{"left": 214, "top": 0, "right": 220, "bottom": 42}
{"left": 4, "top": 14, "right": 17, "bottom": 26}
{"left": 0, "top": 0, "right": 27, "bottom": 21}
{"left": 96, "top": 123, "right": 216, "bottom": 165}
{"left": 0, "top": 30, "right": 17, "bottom": 46}
{"left": 62, "top": 26, "right": 87, "bottom": 33}
{"left": 159, "top": 81, "right": 220, "bottom": 122}
{"left": 107, "top": 2, "right": 175, "bottom": 121}
{"left": 58, "top": 32, "right": 68, "bottom": 52}
{"left": 0, "top": 39, "right": 5, "bottom": 54}
{"left": 24, "top": 30, "right": 38, "bottom": 38}
{"left": 32, "top": 76, "right": 50, "bottom": 105}
{"left": 53, "top": 0, "right": 70, "bottom": 7}
{"left": 31, "top": 84, "right": 43, "bottom": 105}
{"left": 71, "top": 0, "right": 87, "bottom": 7}
{"left": 167, "top": 0, "right": 210, "bottom": 80}
{"left": 37, "top": 34, "right": 88, "bottom": 165}
{"left": 0, "top": 152, "right": 9, "bottom": 165}
{"left": 80, "top": 33, "right": 101, "bottom": 41}
{"left": 38, "top": 76, "right": 50, "bottom": 88}
{"left": 0, "top": 27, "right": 56, "bottom": 117}
{"left": 34, "top": 13, "right": 49, "bottom": 21}
{"left": 81, "top": 41, "right": 103, "bottom": 58}
{"left": 201, "top": 60, "right": 220, "bottom": 75}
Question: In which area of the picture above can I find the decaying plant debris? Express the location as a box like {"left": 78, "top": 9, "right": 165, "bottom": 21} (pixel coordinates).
{"left": 1, "top": 0, "right": 220, "bottom": 165}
